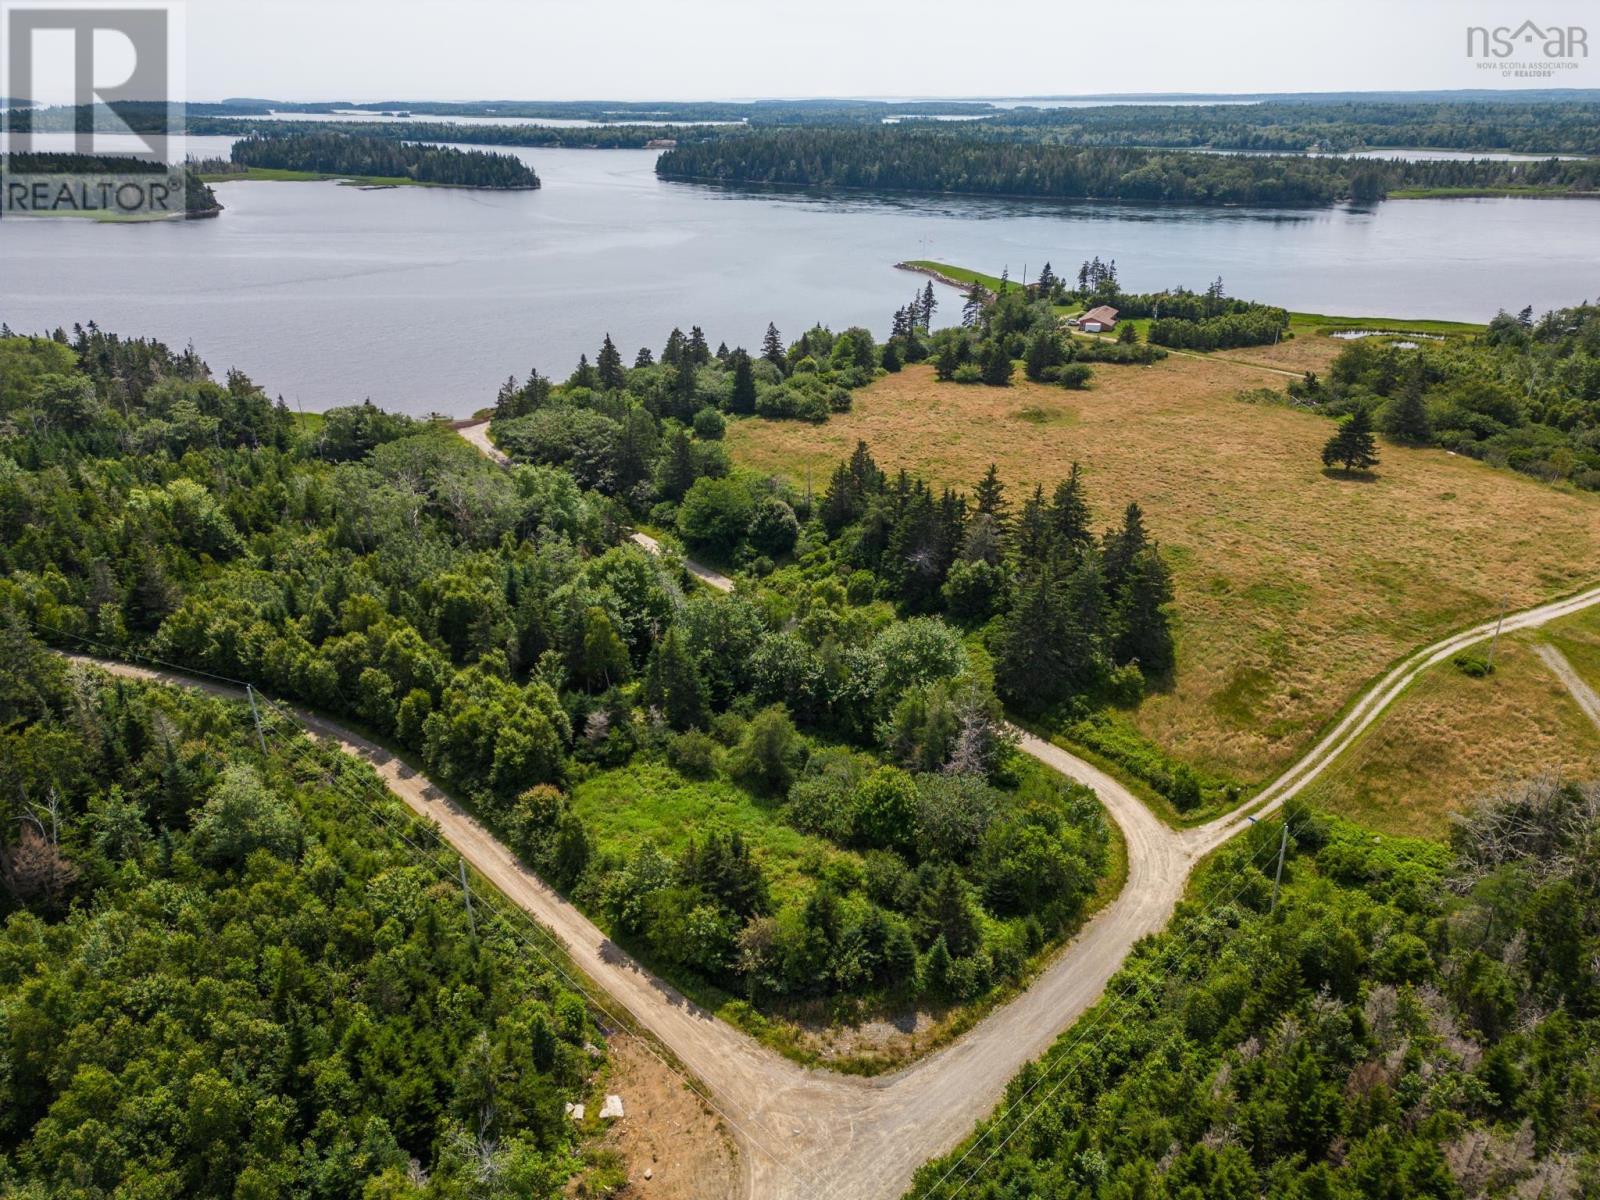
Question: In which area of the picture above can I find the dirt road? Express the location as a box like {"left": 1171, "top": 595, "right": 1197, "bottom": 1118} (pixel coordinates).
{"left": 59, "top": 577, "right": 1600, "bottom": 1200}
{"left": 1535, "top": 643, "right": 1600, "bottom": 733}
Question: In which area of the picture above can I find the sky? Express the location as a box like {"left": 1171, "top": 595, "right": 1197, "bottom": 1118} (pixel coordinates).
{"left": 11, "top": 0, "right": 1599, "bottom": 103}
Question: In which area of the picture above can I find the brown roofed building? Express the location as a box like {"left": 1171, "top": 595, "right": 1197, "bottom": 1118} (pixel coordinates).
{"left": 1078, "top": 305, "right": 1119, "bottom": 333}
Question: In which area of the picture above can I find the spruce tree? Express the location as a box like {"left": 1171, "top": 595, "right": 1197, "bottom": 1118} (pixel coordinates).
{"left": 596, "top": 334, "right": 625, "bottom": 391}
{"left": 1049, "top": 464, "right": 1093, "bottom": 550}
{"left": 729, "top": 350, "right": 757, "bottom": 415}
{"left": 995, "top": 557, "right": 1072, "bottom": 712}
{"left": 658, "top": 430, "right": 697, "bottom": 501}
{"left": 1322, "top": 407, "right": 1380, "bottom": 473}
{"left": 634, "top": 346, "right": 654, "bottom": 367}
{"left": 686, "top": 325, "right": 711, "bottom": 365}
{"left": 961, "top": 282, "right": 985, "bottom": 327}
{"left": 1102, "top": 501, "right": 1148, "bottom": 595}
{"left": 571, "top": 353, "right": 597, "bottom": 390}
{"left": 980, "top": 339, "right": 1013, "bottom": 386}
{"left": 1113, "top": 546, "right": 1176, "bottom": 677}
{"left": 1383, "top": 361, "right": 1432, "bottom": 443}
{"left": 921, "top": 281, "right": 938, "bottom": 328}
{"left": 761, "top": 322, "right": 785, "bottom": 369}
{"left": 643, "top": 627, "right": 709, "bottom": 731}
{"left": 935, "top": 339, "right": 961, "bottom": 381}
{"left": 973, "top": 464, "right": 1009, "bottom": 526}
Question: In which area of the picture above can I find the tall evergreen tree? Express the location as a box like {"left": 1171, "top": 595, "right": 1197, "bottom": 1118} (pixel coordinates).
{"left": 973, "top": 464, "right": 1009, "bottom": 527}
{"left": 729, "top": 350, "right": 757, "bottom": 415}
{"left": 921, "top": 281, "right": 938, "bottom": 329}
{"left": 961, "top": 281, "right": 986, "bottom": 327}
{"left": 1383, "top": 361, "right": 1433, "bottom": 443}
{"left": 658, "top": 430, "right": 697, "bottom": 501}
{"left": 570, "top": 353, "right": 597, "bottom": 390}
{"left": 596, "top": 334, "right": 625, "bottom": 391}
{"left": 661, "top": 327, "right": 687, "bottom": 367}
{"left": 686, "top": 325, "right": 711, "bottom": 365}
{"left": 1102, "top": 501, "right": 1148, "bottom": 595}
{"left": 1049, "top": 464, "right": 1093, "bottom": 550}
{"left": 634, "top": 346, "right": 654, "bottom": 367}
{"left": 1113, "top": 547, "right": 1176, "bottom": 677}
{"left": 761, "top": 322, "right": 785, "bottom": 370}
{"left": 643, "top": 627, "right": 709, "bottom": 731}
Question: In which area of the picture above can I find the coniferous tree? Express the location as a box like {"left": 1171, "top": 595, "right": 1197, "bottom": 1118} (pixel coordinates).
{"left": 1016, "top": 485, "right": 1051, "bottom": 561}
{"left": 729, "top": 350, "right": 757, "bottom": 415}
{"left": 1102, "top": 501, "right": 1148, "bottom": 595}
{"left": 973, "top": 464, "right": 1009, "bottom": 528}
{"left": 921, "top": 281, "right": 938, "bottom": 329}
{"left": 1113, "top": 547, "right": 1176, "bottom": 676}
{"left": 761, "top": 322, "right": 785, "bottom": 370}
{"left": 643, "top": 627, "right": 709, "bottom": 731}
{"left": 661, "top": 327, "right": 687, "bottom": 367}
{"left": 980, "top": 339, "right": 1014, "bottom": 386}
{"left": 634, "top": 346, "right": 654, "bottom": 367}
{"left": 995, "top": 557, "right": 1073, "bottom": 711}
{"left": 658, "top": 430, "right": 697, "bottom": 501}
{"left": 1322, "top": 407, "right": 1380, "bottom": 472}
{"left": 596, "top": 334, "right": 625, "bottom": 391}
{"left": 570, "top": 353, "right": 597, "bottom": 390}
{"left": 935, "top": 339, "right": 961, "bottom": 382}
{"left": 686, "top": 325, "right": 711, "bottom": 365}
{"left": 1049, "top": 464, "right": 1093, "bottom": 550}
{"left": 1383, "top": 361, "right": 1433, "bottom": 443}
{"left": 961, "top": 282, "right": 986, "bottom": 327}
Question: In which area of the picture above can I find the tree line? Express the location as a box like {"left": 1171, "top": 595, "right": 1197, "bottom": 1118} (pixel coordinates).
{"left": 230, "top": 132, "right": 541, "bottom": 188}
{"left": 657, "top": 127, "right": 1600, "bottom": 207}
{"left": 1284, "top": 301, "right": 1600, "bottom": 489}
{"left": 910, "top": 778, "right": 1600, "bottom": 1200}
{"left": 0, "top": 624, "right": 598, "bottom": 1198}
{"left": 0, "top": 319, "right": 1156, "bottom": 1020}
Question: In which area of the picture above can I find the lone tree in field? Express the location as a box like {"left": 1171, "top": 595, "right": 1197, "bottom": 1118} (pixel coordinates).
{"left": 1322, "top": 407, "right": 1380, "bottom": 474}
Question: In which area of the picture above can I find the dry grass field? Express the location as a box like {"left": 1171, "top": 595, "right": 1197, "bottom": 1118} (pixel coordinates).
{"left": 730, "top": 352, "right": 1600, "bottom": 787}
{"left": 1295, "top": 634, "right": 1600, "bottom": 838}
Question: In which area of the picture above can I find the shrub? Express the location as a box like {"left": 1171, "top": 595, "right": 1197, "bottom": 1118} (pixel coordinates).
{"left": 666, "top": 729, "right": 719, "bottom": 777}
{"left": 691, "top": 407, "right": 726, "bottom": 440}
{"left": 747, "top": 496, "right": 800, "bottom": 557}
{"left": 1057, "top": 363, "right": 1093, "bottom": 390}
{"left": 953, "top": 363, "right": 983, "bottom": 384}
{"left": 1452, "top": 652, "right": 1495, "bottom": 678}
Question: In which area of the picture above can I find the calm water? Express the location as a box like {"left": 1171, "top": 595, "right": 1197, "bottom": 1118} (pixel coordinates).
{"left": 4, "top": 144, "right": 1597, "bottom": 416}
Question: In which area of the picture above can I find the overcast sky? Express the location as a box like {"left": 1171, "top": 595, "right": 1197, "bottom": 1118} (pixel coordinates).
{"left": 16, "top": 0, "right": 1600, "bottom": 103}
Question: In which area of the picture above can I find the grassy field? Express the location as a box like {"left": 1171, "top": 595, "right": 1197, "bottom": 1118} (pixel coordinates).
{"left": 201, "top": 167, "right": 423, "bottom": 187}
{"left": 570, "top": 760, "right": 854, "bottom": 908}
{"left": 1296, "top": 632, "right": 1600, "bottom": 838}
{"left": 729, "top": 357, "right": 1600, "bottom": 788}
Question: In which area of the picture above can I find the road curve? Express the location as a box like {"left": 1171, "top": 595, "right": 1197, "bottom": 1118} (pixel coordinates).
{"left": 455, "top": 422, "right": 736, "bottom": 594}
{"left": 65, "top": 416, "right": 1600, "bottom": 1200}
{"left": 1535, "top": 643, "right": 1600, "bottom": 733}
{"left": 59, "top": 577, "right": 1600, "bottom": 1200}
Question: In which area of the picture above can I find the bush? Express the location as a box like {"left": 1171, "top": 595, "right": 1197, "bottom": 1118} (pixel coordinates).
{"left": 747, "top": 496, "right": 800, "bottom": 557}
{"left": 677, "top": 476, "right": 753, "bottom": 551}
{"left": 666, "top": 729, "right": 719, "bottom": 777}
{"left": 953, "top": 363, "right": 983, "bottom": 385}
{"left": 1452, "top": 652, "right": 1495, "bottom": 678}
{"left": 691, "top": 407, "right": 726, "bottom": 440}
{"left": 1057, "top": 363, "right": 1093, "bottom": 390}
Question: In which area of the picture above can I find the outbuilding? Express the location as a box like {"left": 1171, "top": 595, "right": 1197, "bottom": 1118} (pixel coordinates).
{"left": 1078, "top": 305, "right": 1120, "bottom": 333}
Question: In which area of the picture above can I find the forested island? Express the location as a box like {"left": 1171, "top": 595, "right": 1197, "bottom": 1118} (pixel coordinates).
{"left": 656, "top": 129, "right": 1600, "bottom": 206}
{"left": 225, "top": 132, "right": 540, "bottom": 188}
{"left": 193, "top": 116, "right": 703, "bottom": 150}
{"left": 1, "top": 153, "right": 221, "bottom": 217}
{"left": 988, "top": 98, "right": 1600, "bottom": 156}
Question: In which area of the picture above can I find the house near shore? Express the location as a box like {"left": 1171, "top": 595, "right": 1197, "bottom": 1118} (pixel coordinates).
{"left": 1077, "top": 305, "right": 1120, "bottom": 333}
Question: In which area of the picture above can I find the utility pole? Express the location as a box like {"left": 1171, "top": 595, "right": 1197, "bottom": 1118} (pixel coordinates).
{"left": 1486, "top": 594, "right": 1509, "bottom": 670}
{"left": 459, "top": 859, "right": 478, "bottom": 938}
{"left": 245, "top": 684, "right": 267, "bottom": 754}
{"left": 1270, "top": 820, "right": 1289, "bottom": 913}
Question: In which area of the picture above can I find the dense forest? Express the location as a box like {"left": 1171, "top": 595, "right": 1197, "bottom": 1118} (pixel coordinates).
{"left": 1286, "top": 302, "right": 1600, "bottom": 489}
{"left": 192, "top": 117, "right": 701, "bottom": 150}
{"left": 910, "top": 779, "right": 1600, "bottom": 1200}
{"left": 657, "top": 128, "right": 1600, "bottom": 206}
{"left": 0, "top": 628, "right": 599, "bottom": 1198}
{"left": 989, "top": 99, "right": 1600, "bottom": 155}
{"left": 229, "top": 133, "right": 540, "bottom": 188}
{"left": 2, "top": 153, "right": 221, "bottom": 216}
{"left": 0, "top": 319, "right": 1173, "bottom": 1024}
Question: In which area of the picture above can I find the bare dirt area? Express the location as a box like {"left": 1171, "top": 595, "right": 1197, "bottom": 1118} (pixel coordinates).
{"left": 588, "top": 1038, "right": 740, "bottom": 1200}
{"left": 730, "top": 361, "right": 1600, "bottom": 786}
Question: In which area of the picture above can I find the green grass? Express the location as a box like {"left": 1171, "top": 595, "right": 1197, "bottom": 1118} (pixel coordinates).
{"left": 1288, "top": 310, "right": 1486, "bottom": 339}
{"left": 570, "top": 760, "right": 851, "bottom": 907}
{"left": 1389, "top": 185, "right": 1600, "bottom": 200}
{"left": 201, "top": 166, "right": 421, "bottom": 187}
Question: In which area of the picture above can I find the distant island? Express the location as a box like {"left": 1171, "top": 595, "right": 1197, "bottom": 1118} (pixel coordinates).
{"left": 213, "top": 131, "right": 540, "bottom": 190}
{"left": 657, "top": 127, "right": 1600, "bottom": 207}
